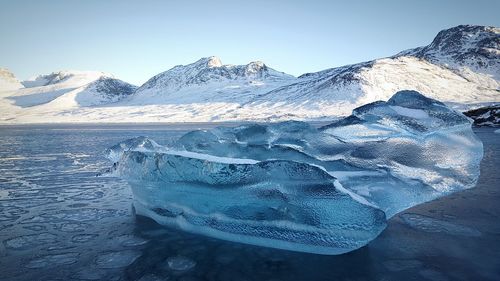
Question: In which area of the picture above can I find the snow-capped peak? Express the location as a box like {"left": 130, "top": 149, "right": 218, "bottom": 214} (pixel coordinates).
{"left": 205, "top": 56, "right": 223, "bottom": 67}
{"left": 22, "top": 70, "right": 113, "bottom": 88}
{"left": 397, "top": 25, "right": 500, "bottom": 79}
{"left": 48, "top": 76, "right": 137, "bottom": 107}
{"left": 0, "top": 68, "right": 23, "bottom": 91}
{"left": 179, "top": 56, "right": 223, "bottom": 69}
{"left": 425, "top": 25, "right": 498, "bottom": 55}
{"left": 245, "top": 61, "right": 265, "bottom": 73}
{"left": 0, "top": 68, "right": 19, "bottom": 81}
{"left": 135, "top": 56, "right": 294, "bottom": 94}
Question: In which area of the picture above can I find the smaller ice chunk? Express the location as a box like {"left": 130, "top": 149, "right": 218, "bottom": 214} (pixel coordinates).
{"left": 115, "top": 234, "right": 149, "bottom": 247}
{"left": 71, "top": 234, "right": 98, "bottom": 243}
{"left": 95, "top": 250, "right": 142, "bottom": 268}
{"left": 165, "top": 256, "right": 196, "bottom": 271}
{"left": 25, "top": 253, "right": 79, "bottom": 268}
{"left": 4, "top": 233, "right": 57, "bottom": 250}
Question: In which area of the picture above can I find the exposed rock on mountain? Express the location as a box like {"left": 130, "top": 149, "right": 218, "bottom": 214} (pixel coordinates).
{"left": 398, "top": 25, "right": 500, "bottom": 80}
{"left": 464, "top": 105, "right": 500, "bottom": 126}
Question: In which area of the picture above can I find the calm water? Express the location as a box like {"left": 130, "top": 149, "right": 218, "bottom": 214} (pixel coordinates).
{"left": 0, "top": 125, "right": 498, "bottom": 281}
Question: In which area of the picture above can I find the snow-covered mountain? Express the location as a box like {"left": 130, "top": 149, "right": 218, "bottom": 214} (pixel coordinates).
{"left": 2, "top": 71, "right": 136, "bottom": 108}
{"left": 223, "top": 56, "right": 498, "bottom": 119}
{"left": 221, "top": 25, "right": 499, "bottom": 119}
{"left": 125, "top": 56, "right": 294, "bottom": 106}
{"left": 45, "top": 76, "right": 138, "bottom": 108}
{"left": 137, "top": 56, "right": 293, "bottom": 92}
{"left": 0, "top": 68, "right": 23, "bottom": 92}
{"left": 0, "top": 24, "right": 498, "bottom": 123}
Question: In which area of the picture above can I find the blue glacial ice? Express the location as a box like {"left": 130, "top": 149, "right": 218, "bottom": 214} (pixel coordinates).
{"left": 105, "top": 91, "right": 483, "bottom": 255}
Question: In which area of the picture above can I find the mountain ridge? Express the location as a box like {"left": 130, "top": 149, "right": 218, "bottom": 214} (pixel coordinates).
{"left": 131, "top": 56, "right": 294, "bottom": 97}
{"left": 397, "top": 25, "right": 499, "bottom": 79}
{"left": 0, "top": 24, "right": 498, "bottom": 123}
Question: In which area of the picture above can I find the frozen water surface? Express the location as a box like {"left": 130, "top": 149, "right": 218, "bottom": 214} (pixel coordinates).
{"left": 4, "top": 232, "right": 58, "bottom": 250}
{"left": 399, "top": 213, "right": 482, "bottom": 237}
{"left": 0, "top": 116, "right": 499, "bottom": 280}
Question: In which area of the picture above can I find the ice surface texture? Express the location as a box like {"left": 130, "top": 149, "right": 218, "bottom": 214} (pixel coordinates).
{"left": 106, "top": 91, "right": 483, "bottom": 255}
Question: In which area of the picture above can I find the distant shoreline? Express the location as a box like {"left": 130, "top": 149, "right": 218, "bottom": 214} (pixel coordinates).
{"left": 0, "top": 120, "right": 335, "bottom": 129}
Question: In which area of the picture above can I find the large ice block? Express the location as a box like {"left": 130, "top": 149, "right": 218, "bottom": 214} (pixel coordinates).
{"left": 105, "top": 91, "right": 483, "bottom": 254}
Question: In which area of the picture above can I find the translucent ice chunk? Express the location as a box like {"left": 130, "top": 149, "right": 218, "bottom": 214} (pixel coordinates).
{"left": 105, "top": 136, "right": 163, "bottom": 163}
{"left": 118, "top": 152, "right": 386, "bottom": 255}
{"left": 106, "top": 91, "right": 483, "bottom": 255}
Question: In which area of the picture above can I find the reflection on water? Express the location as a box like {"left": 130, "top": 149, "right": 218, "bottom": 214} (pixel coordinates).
{"left": 0, "top": 125, "right": 499, "bottom": 281}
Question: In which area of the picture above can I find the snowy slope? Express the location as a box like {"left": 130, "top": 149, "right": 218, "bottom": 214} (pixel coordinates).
{"left": 0, "top": 71, "right": 137, "bottom": 122}
{"left": 2, "top": 71, "right": 136, "bottom": 108}
{"left": 0, "top": 68, "right": 23, "bottom": 92}
{"left": 44, "top": 77, "right": 138, "bottom": 108}
{"left": 222, "top": 25, "right": 499, "bottom": 120}
{"left": 5, "top": 71, "right": 112, "bottom": 107}
{"left": 0, "top": 25, "right": 498, "bottom": 123}
{"left": 222, "top": 55, "right": 498, "bottom": 120}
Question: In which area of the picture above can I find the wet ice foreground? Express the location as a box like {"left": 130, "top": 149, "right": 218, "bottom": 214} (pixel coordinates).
{"left": 0, "top": 125, "right": 499, "bottom": 281}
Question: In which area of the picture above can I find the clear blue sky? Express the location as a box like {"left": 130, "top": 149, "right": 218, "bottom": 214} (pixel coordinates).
{"left": 1, "top": 0, "right": 499, "bottom": 85}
